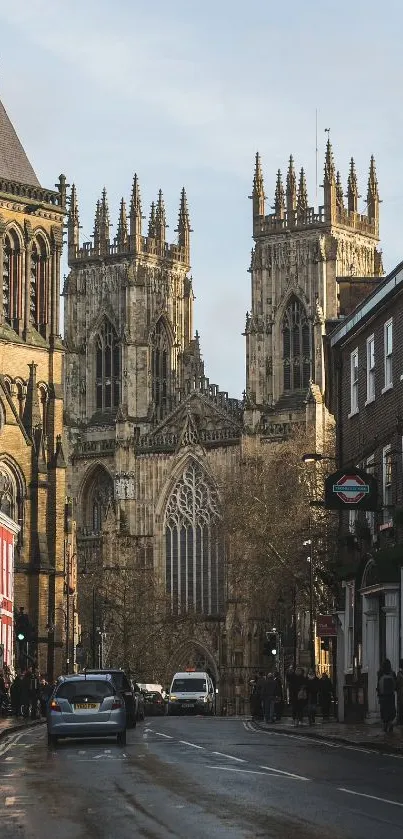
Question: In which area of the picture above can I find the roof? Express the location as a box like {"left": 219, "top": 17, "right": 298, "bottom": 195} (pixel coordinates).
{"left": 58, "top": 673, "right": 114, "bottom": 682}
{"left": 0, "top": 98, "right": 40, "bottom": 186}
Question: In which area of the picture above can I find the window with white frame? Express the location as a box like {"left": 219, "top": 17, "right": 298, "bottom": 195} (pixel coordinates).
{"left": 366, "top": 335, "right": 375, "bottom": 402}
{"left": 384, "top": 318, "right": 393, "bottom": 389}
{"left": 383, "top": 445, "right": 393, "bottom": 523}
{"left": 350, "top": 348, "right": 359, "bottom": 414}
{"left": 366, "top": 454, "right": 376, "bottom": 537}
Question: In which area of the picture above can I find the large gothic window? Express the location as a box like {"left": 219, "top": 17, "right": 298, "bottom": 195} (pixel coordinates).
{"left": 151, "top": 319, "right": 173, "bottom": 422}
{"left": 3, "top": 230, "right": 21, "bottom": 325}
{"left": 165, "top": 461, "right": 224, "bottom": 616}
{"left": 282, "top": 297, "right": 311, "bottom": 391}
{"left": 83, "top": 467, "right": 114, "bottom": 535}
{"left": 30, "top": 237, "right": 48, "bottom": 329}
{"left": 95, "top": 319, "right": 121, "bottom": 412}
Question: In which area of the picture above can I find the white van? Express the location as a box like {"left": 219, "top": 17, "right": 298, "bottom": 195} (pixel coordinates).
{"left": 168, "top": 670, "right": 215, "bottom": 715}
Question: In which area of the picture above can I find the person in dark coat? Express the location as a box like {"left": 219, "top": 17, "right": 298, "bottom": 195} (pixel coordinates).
{"left": 10, "top": 672, "right": 22, "bottom": 717}
{"left": 39, "top": 678, "right": 53, "bottom": 717}
{"left": 21, "top": 669, "right": 32, "bottom": 718}
{"left": 261, "top": 673, "right": 279, "bottom": 723}
{"left": 249, "top": 675, "right": 262, "bottom": 720}
{"left": 273, "top": 671, "right": 284, "bottom": 721}
{"left": 288, "top": 667, "right": 306, "bottom": 726}
{"left": 377, "top": 659, "right": 396, "bottom": 733}
{"left": 306, "top": 669, "right": 321, "bottom": 725}
{"left": 319, "top": 672, "right": 333, "bottom": 721}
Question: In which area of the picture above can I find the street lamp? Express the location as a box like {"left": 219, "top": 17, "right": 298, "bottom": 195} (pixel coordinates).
{"left": 301, "top": 453, "right": 336, "bottom": 464}
{"left": 303, "top": 537, "right": 315, "bottom": 669}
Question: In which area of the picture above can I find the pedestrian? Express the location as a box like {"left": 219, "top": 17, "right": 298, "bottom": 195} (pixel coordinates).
{"left": 249, "top": 675, "right": 261, "bottom": 720}
{"left": 21, "top": 669, "right": 32, "bottom": 718}
{"left": 377, "top": 659, "right": 396, "bottom": 733}
{"left": 273, "top": 671, "right": 283, "bottom": 721}
{"left": 39, "top": 677, "right": 53, "bottom": 717}
{"left": 261, "top": 673, "right": 278, "bottom": 724}
{"left": 396, "top": 660, "right": 403, "bottom": 726}
{"left": 289, "top": 667, "right": 306, "bottom": 726}
{"left": 29, "top": 669, "right": 40, "bottom": 719}
{"left": 319, "top": 672, "right": 333, "bottom": 721}
{"left": 306, "top": 669, "right": 320, "bottom": 725}
{"left": 10, "top": 671, "right": 23, "bottom": 717}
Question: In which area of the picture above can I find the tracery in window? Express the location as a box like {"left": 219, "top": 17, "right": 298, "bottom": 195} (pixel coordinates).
{"left": 83, "top": 466, "right": 114, "bottom": 535}
{"left": 151, "top": 319, "right": 173, "bottom": 422}
{"left": 3, "top": 230, "right": 21, "bottom": 325}
{"left": 30, "top": 237, "right": 48, "bottom": 329}
{"left": 95, "top": 319, "right": 121, "bottom": 412}
{"left": 282, "top": 296, "right": 310, "bottom": 391}
{"left": 165, "top": 461, "right": 224, "bottom": 616}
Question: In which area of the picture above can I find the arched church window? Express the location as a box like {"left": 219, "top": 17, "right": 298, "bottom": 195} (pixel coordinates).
{"left": 16, "top": 382, "right": 24, "bottom": 418}
{"left": 38, "top": 386, "right": 48, "bottom": 436}
{"left": 30, "top": 238, "right": 47, "bottom": 329}
{"left": 282, "top": 297, "right": 311, "bottom": 391}
{"left": 83, "top": 466, "right": 114, "bottom": 535}
{"left": 3, "top": 230, "right": 21, "bottom": 325}
{"left": 95, "top": 319, "right": 121, "bottom": 412}
{"left": 165, "top": 461, "right": 224, "bottom": 616}
{"left": 151, "top": 319, "right": 173, "bottom": 422}
{"left": 0, "top": 462, "right": 24, "bottom": 542}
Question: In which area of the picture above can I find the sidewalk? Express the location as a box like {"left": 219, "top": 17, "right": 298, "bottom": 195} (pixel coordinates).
{"left": 0, "top": 715, "right": 44, "bottom": 740}
{"left": 254, "top": 717, "right": 403, "bottom": 755}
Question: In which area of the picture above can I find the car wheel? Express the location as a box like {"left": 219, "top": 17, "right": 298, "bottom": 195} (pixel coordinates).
{"left": 117, "top": 730, "right": 127, "bottom": 746}
{"left": 47, "top": 733, "right": 58, "bottom": 748}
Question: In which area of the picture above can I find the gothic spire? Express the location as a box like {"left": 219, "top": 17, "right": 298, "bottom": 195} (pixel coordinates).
{"left": 22, "top": 361, "right": 42, "bottom": 442}
{"left": 347, "top": 157, "right": 358, "bottom": 213}
{"left": 336, "top": 170, "right": 344, "bottom": 209}
{"left": 94, "top": 188, "right": 110, "bottom": 254}
{"left": 93, "top": 199, "right": 101, "bottom": 248}
{"left": 297, "top": 167, "right": 308, "bottom": 213}
{"left": 251, "top": 152, "right": 265, "bottom": 217}
{"left": 155, "top": 189, "right": 167, "bottom": 242}
{"left": 367, "top": 155, "right": 380, "bottom": 227}
{"left": 176, "top": 187, "right": 192, "bottom": 258}
{"left": 273, "top": 170, "right": 285, "bottom": 217}
{"left": 67, "top": 183, "right": 80, "bottom": 254}
{"left": 129, "top": 173, "right": 143, "bottom": 249}
{"left": 148, "top": 201, "right": 156, "bottom": 238}
{"left": 324, "top": 137, "right": 335, "bottom": 183}
{"left": 286, "top": 155, "right": 297, "bottom": 215}
{"left": 116, "top": 198, "right": 128, "bottom": 247}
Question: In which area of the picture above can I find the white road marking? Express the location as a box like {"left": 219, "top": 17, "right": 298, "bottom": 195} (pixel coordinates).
{"left": 179, "top": 740, "right": 204, "bottom": 750}
{"left": 260, "top": 765, "right": 310, "bottom": 781}
{"left": 5, "top": 756, "right": 14, "bottom": 761}
{"left": 212, "top": 751, "right": 245, "bottom": 763}
{"left": 338, "top": 788, "right": 403, "bottom": 808}
{"left": 210, "top": 766, "right": 285, "bottom": 776}
{"left": 151, "top": 732, "right": 173, "bottom": 739}
{"left": 5, "top": 796, "right": 16, "bottom": 806}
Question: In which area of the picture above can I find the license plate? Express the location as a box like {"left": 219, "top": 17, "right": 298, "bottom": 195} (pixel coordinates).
{"left": 186, "top": 703, "right": 195, "bottom": 708}
{"left": 75, "top": 703, "right": 99, "bottom": 710}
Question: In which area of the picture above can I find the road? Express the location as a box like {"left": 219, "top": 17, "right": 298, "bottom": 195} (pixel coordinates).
{"left": 1, "top": 715, "right": 403, "bottom": 838}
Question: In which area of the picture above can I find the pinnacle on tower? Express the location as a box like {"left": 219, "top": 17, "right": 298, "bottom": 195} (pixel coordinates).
{"left": 251, "top": 152, "right": 265, "bottom": 217}
{"left": 297, "top": 168, "right": 308, "bottom": 213}
{"left": 129, "top": 173, "right": 143, "bottom": 249}
{"left": 68, "top": 183, "right": 80, "bottom": 253}
{"left": 336, "top": 171, "right": 344, "bottom": 209}
{"left": 22, "top": 361, "right": 42, "bottom": 442}
{"left": 93, "top": 199, "right": 101, "bottom": 248}
{"left": 367, "top": 155, "right": 380, "bottom": 227}
{"left": 347, "top": 157, "right": 358, "bottom": 213}
{"left": 324, "top": 137, "right": 335, "bottom": 183}
{"left": 155, "top": 189, "right": 167, "bottom": 242}
{"left": 175, "top": 187, "right": 192, "bottom": 257}
{"left": 148, "top": 201, "right": 156, "bottom": 238}
{"left": 116, "top": 198, "right": 128, "bottom": 247}
{"left": 273, "top": 170, "right": 285, "bottom": 217}
{"left": 286, "top": 155, "right": 297, "bottom": 216}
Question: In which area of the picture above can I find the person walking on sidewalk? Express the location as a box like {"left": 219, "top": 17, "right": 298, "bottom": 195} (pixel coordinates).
{"left": 262, "top": 673, "right": 278, "bottom": 724}
{"left": 396, "top": 660, "right": 403, "bottom": 726}
{"left": 289, "top": 667, "right": 306, "bottom": 726}
{"left": 319, "top": 672, "right": 333, "bottom": 721}
{"left": 377, "top": 659, "right": 396, "bottom": 733}
{"left": 10, "top": 672, "right": 22, "bottom": 717}
{"left": 306, "top": 669, "right": 320, "bottom": 726}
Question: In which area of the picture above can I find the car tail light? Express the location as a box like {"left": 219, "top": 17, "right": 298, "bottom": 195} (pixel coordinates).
{"left": 50, "top": 700, "right": 61, "bottom": 712}
{"left": 112, "top": 698, "right": 122, "bottom": 710}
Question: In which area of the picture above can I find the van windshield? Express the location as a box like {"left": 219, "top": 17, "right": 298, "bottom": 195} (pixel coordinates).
{"left": 172, "top": 678, "right": 207, "bottom": 692}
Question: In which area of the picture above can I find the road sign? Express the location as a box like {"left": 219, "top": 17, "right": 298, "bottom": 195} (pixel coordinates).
{"left": 324, "top": 468, "right": 377, "bottom": 511}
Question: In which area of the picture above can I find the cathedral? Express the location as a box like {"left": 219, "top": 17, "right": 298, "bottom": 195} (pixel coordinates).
{"left": 0, "top": 98, "right": 69, "bottom": 680}
{"left": 64, "top": 140, "right": 383, "bottom": 707}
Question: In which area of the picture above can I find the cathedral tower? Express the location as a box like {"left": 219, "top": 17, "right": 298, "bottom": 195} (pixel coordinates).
{"left": 0, "top": 96, "right": 68, "bottom": 678}
{"left": 245, "top": 140, "right": 382, "bottom": 436}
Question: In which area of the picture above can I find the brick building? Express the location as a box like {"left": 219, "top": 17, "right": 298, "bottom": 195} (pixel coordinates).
{"left": 326, "top": 260, "right": 403, "bottom": 720}
{"left": 0, "top": 96, "right": 69, "bottom": 679}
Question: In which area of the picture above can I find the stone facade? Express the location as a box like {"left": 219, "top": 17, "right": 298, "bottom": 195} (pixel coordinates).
{"left": 0, "top": 97, "right": 68, "bottom": 679}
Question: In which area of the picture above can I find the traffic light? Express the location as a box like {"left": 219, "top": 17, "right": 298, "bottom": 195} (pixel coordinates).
{"left": 15, "top": 607, "right": 30, "bottom": 642}
{"left": 263, "top": 631, "right": 278, "bottom": 657}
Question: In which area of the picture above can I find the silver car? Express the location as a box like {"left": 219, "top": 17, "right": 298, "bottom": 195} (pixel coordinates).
{"left": 47, "top": 674, "right": 127, "bottom": 747}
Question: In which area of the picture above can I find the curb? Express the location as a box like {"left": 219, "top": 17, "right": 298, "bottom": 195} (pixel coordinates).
{"left": 253, "top": 721, "right": 403, "bottom": 756}
{"left": 0, "top": 718, "right": 44, "bottom": 741}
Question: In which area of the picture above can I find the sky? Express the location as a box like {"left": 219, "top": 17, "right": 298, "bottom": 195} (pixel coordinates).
{"left": 1, "top": 0, "right": 403, "bottom": 398}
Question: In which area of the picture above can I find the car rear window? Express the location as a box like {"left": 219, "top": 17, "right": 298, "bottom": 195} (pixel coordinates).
{"left": 56, "top": 680, "right": 114, "bottom": 701}
{"left": 172, "top": 679, "right": 207, "bottom": 692}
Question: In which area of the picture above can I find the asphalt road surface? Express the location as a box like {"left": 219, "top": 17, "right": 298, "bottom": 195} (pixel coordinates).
{"left": 1, "top": 716, "right": 403, "bottom": 838}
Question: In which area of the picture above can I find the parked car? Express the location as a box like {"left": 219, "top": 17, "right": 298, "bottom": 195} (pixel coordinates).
{"left": 143, "top": 691, "right": 166, "bottom": 716}
{"left": 131, "top": 681, "right": 145, "bottom": 721}
{"left": 85, "top": 669, "right": 136, "bottom": 728}
{"left": 47, "top": 673, "right": 126, "bottom": 747}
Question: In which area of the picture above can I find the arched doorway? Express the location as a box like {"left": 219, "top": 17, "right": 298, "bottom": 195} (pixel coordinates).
{"left": 165, "top": 639, "right": 219, "bottom": 690}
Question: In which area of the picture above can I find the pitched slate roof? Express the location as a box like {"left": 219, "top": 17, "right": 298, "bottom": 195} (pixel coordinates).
{"left": 0, "top": 98, "right": 40, "bottom": 186}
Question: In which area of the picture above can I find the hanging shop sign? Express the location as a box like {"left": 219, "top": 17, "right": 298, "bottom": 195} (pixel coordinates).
{"left": 324, "top": 468, "right": 377, "bottom": 511}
